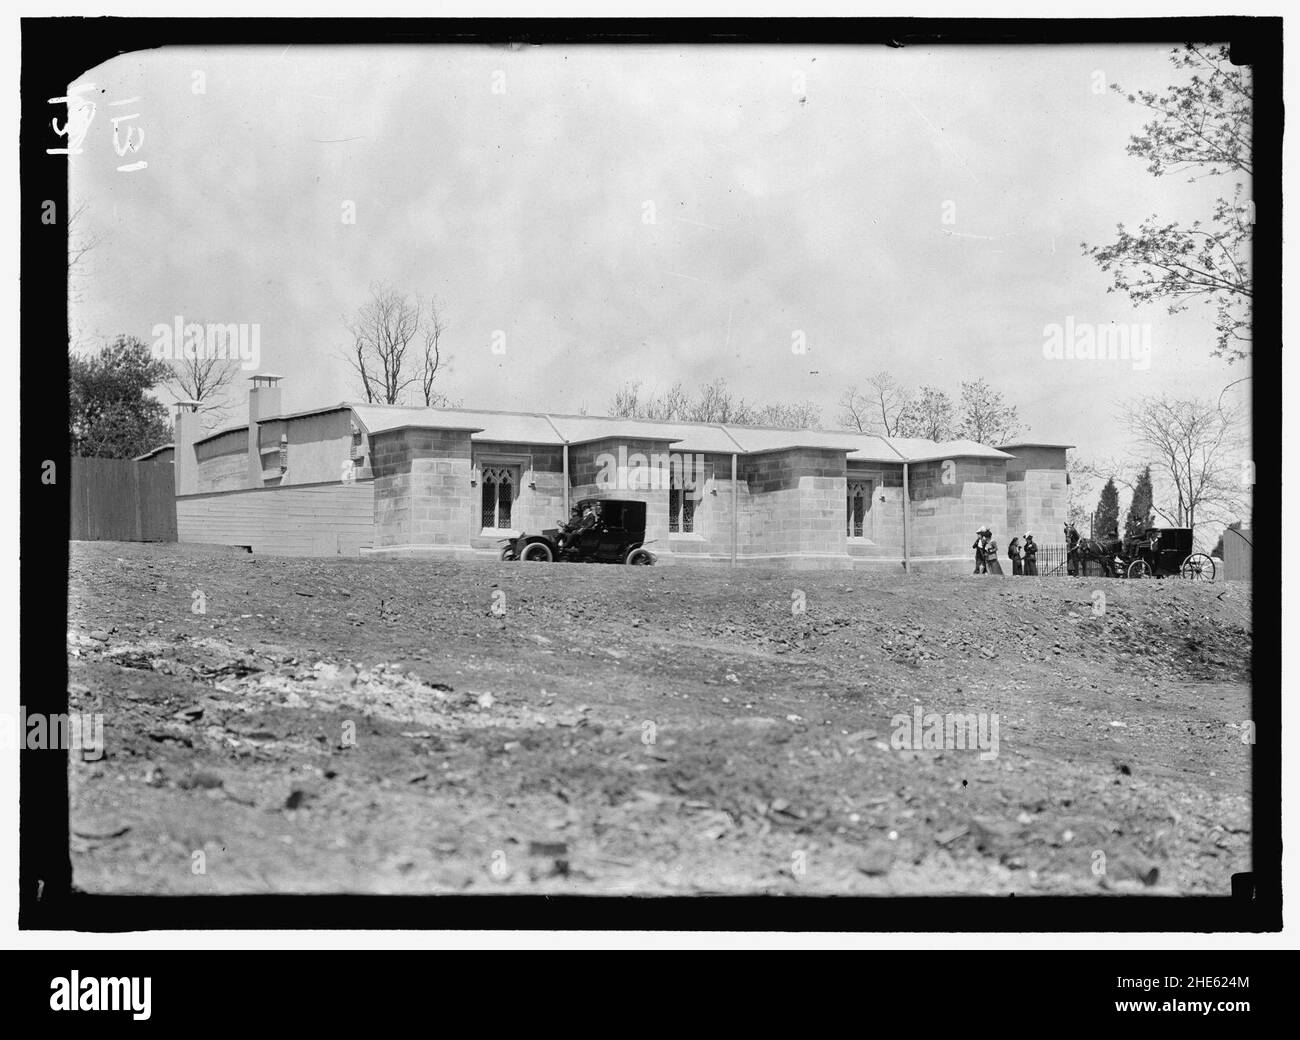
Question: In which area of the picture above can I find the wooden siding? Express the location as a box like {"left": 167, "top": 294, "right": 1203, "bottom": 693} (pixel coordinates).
{"left": 1222, "top": 526, "right": 1252, "bottom": 581}
{"left": 71, "top": 456, "right": 177, "bottom": 542}
{"left": 176, "top": 480, "right": 375, "bottom": 556}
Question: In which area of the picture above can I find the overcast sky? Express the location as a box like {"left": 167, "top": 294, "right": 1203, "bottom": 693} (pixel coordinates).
{"left": 69, "top": 42, "right": 1251, "bottom": 478}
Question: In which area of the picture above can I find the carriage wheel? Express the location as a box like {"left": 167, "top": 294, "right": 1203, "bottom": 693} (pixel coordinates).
{"left": 1127, "top": 559, "right": 1152, "bottom": 579}
{"left": 1180, "top": 553, "right": 1215, "bottom": 582}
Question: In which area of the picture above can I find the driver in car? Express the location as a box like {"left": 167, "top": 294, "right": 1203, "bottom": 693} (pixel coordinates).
{"left": 556, "top": 505, "right": 584, "bottom": 551}
{"left": 561, "top": 502, "right": 602, "bottom": 550}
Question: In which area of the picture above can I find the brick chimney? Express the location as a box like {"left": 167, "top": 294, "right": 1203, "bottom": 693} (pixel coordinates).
{"left": 173, "top": 399, "right": 203, "bottom": 496}
{"left": 247, "top": 373, "right": 283, "bottom": 485}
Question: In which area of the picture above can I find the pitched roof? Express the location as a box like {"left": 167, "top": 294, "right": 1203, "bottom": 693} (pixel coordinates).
{"left": 188, "top": 399, "right": 1028, "bottom": 465}
{"left": 724, "top": 426, "right": 884, "bottom": 455}
{"left": 351, "top": 403, "right": 489, "bottom": 437}
{"left": 892, "top": 439, "right": 1014, "bottom": 464}
{"left": 192, "top": 423, "right": 249, "bottom": 447}
{"left": 343, "top": 406, "right": 1021, "bottom": 463}
{"left": 133, "top": 443, "right": 174, "bottom": 461}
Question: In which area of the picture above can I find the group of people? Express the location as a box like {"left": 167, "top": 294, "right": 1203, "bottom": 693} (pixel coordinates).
{"left": 973, "top": 526, "right": 1038, "bottom": 576}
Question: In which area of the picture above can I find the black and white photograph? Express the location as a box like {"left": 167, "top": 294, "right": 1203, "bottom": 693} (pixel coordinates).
{"left": 15, "top": 12, "right": 1284, "bottom": 954}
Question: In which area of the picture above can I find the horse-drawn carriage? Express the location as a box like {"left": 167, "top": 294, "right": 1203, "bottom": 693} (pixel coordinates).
{"left": 1122, "top": 526, "right": 1216, "bottom": 580}
{"left": 1065, "top": 524, "right": 1216, "bottom": 581}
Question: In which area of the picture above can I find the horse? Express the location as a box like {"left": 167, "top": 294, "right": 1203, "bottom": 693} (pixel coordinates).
{"left": 1064, "top": 522, "right": 1123, "bottom": 577}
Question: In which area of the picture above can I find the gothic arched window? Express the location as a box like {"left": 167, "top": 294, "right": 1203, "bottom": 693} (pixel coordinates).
{"left": 481, "top": 466, "right": 516, "bottom": 530}
{"left": 847, "top": 480, "right": 870, "bottom": 538}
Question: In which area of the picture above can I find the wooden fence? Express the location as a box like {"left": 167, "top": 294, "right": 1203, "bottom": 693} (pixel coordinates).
{"left": 1222, "top": 526, "right": 1252, "bottom": 581}
{"left": 70, "top": 456, "right": 177, "bottom": 542}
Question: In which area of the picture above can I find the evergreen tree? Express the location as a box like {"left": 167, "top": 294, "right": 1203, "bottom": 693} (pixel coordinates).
{"left": 1123, "top": 465, "right": 1155, "bottom": 540}
{"left": 1095, "top": 477, "right": 1121, "bottom": 540}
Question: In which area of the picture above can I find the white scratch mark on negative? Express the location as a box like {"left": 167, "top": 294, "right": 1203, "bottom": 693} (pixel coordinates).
{"left": 673, "top": 216, "right": 724, "bottom": 232}
{"left": 891, "top": 88, "right": 980, "bottom": 185}
{"left": 666, "top": 271, "right": 704, "bottom": 283}
{"left": 940, "top": 228, "right": 1017, "bottom": 242}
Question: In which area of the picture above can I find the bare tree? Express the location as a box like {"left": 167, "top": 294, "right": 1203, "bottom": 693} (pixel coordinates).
{"left": 752, "top": 400, "right": 821, "bottom": 428}
{"left": 609, "top": 381, "right": 645, "bottom": 419}
{"left": 840, "top": 371, "right": 912, "bottom": 436}
{"left": 1083, "top": 394, "right": 1247, "bottom": 533}
{"left": 687, "top": 378, "right": 755, "bottom": 424}
{"left": 67, "top": 199, "right": 101, "bottom": 348}
{"left": 656, "top": 382, "right": 691, "bottom": 421}
{"left": 343, "top": 283, "right": 428, "bottom": 405}
{"left": 1065, "top": 450, "right": 1095, "bottom": 528}
{"left": 1127, "top": 394, "right": 1247, "bottom": 530}
{"left": 165, "top": 352, "right": 240, "bottom": 428}
{"left": 838, "top": 386, "right": 871, "bottom": 432}
{"left": 68, "top": 200, "right": 98, "bottom": 304}
{"left": 894, "top": 386, "right": 957, "bottom": 441}
{"left": 606, "top": 377, "right": 816, "bottom": 429}
{"left": 956, "top": 377, "right": 1024, "bottom": 445}
{"left": 420, "top": 296, "right": 453, "bottom": 407}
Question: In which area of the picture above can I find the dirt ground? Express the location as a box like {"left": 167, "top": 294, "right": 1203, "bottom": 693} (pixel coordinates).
{"left": 64, "top": 540, "right": 1253, "bottom": 895}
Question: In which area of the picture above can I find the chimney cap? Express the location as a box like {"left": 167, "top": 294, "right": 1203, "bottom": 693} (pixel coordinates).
{"left": 249, "top": 373, "right": 283, "bottom": 385}
{"left": 174, "top": 398, "right": 203, "bottom": 412}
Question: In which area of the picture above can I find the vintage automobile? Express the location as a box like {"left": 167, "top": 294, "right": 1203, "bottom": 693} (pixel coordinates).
{"left": 498, "top": 499, "right": 657, "bottom": 565}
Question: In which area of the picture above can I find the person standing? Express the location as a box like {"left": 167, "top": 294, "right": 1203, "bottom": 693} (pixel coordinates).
{"left": 972, "top": 528, "right": 987, "bottom": 574}
{"left": 984, "top": 528, "right": 1004, "bottom": 576}
{"left": 1008, "top": 536, "right": 1024, "bottom": 576}
{"left": 1023, "top": 533, "right": 1039, "bottom": 576}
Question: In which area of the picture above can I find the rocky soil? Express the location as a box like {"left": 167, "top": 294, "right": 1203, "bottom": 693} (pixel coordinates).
{"left": 66, "top": 541, "right": 1252, "bottom": 895}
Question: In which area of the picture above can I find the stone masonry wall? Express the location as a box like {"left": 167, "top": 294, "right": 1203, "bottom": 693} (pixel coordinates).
{"left": 738, "top": 449, "right": 851, "bottom": 567}
{"left": 845, "top": 463, "right": 905, "bottom": 569}
{"left": 370, "top": 428, "right": 474, "bottom": 552}
{"left": 470, "top": 442, "right": 567, "bottom": 548}
{"left": 1006, "top": 469, "right": 1067, "bottom": 541}
{"left": 907, "top": 457, "right": 1008, "bottom": 571}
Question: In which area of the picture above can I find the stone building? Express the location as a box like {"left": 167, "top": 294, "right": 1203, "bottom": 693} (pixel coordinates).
{"left": 161, "top": 376, "right": 1071, "bottom": 572}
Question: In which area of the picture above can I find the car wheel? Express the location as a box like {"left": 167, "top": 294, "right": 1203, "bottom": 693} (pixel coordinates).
{"left": 498, "top": 546, "right": 516, "bottom": 562}
{"left": 520, "top": 542, "right": 553, "bottom": 562}
{"left": 624, "top": 547, "right": 654, "bottom": 566}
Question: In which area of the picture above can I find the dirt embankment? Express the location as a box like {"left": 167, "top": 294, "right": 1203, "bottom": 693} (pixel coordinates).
{"left": 65, "top": 541, "right": 1252, "bottom": 895}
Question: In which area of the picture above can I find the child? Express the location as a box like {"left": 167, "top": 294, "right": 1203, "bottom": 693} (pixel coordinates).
{"left": 972, "top": 528, "right": 987, "bottom": 574}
